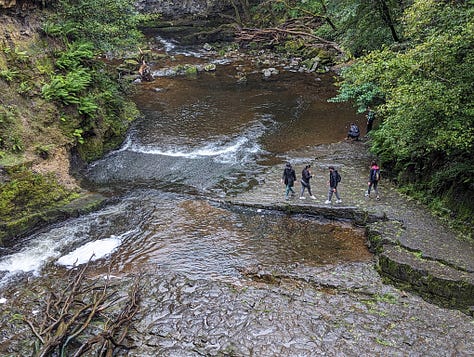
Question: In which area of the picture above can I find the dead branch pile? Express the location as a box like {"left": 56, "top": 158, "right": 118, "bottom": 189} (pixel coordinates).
{"left": 24, "top": 262, "right": 141, "bottom": 357}
{"left": 235, "top": 16, "right": 343, "bottom": 54}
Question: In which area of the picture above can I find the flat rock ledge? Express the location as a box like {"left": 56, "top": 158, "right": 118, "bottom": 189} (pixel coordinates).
{"left": 223, "top": 141, "right": 474, "bottom": 315}
{"left": 222, "top": 199, "right": 474, "bottom": 315}
{"left": 367, "top": 220, "right": 474, "bottom": 315}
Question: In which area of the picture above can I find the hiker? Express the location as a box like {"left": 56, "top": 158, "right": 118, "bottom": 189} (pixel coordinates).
{"left": 366, "top": 160, "right": 380, "bottom": 199}
{"left": 138, "top": 60, "right": 153, "bottom": 81}
{"left": 346, "top": 122, "right": 360, "bottom": 141}
{"left": 300, "top": 164, "right": 316, "bottom": 200}
{"left": 281, "top": 162, "right": 296, "bottom": 200}
{"left": 366, "top": 107, "right": 376, "bottom": 134}
{"left": 325, "top": 166, "right": 342, "bottom": 204}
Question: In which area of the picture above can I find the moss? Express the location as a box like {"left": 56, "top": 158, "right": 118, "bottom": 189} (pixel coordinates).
{"left": 0, "top": 166, "right": 79, "bottom": 224}
{"left": 378, "top": 252, "right": 474, "bottom": 313}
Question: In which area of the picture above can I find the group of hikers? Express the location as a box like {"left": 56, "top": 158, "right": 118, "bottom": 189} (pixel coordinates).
{"left": 282, "top": 108, "right": 380, "bottom": 203}
{"left": 281, "top": 160, "right": 381, "bottom": 203}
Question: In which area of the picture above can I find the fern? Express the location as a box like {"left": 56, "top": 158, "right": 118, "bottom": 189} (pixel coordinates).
{"left": 56, "top": 41, "right": 95, "bottom": 70}
{"left": 42, "top": 68, "right": 92, "bottom": 104}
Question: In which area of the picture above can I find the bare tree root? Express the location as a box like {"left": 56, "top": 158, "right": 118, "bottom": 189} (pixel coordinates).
{"left": 235, "top": 17, "right": 344, "bottom": 54}
{"left": 23, "top": 261, "right": 141, "bottom": 357}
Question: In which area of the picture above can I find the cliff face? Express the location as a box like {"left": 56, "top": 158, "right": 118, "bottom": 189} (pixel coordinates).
{"left": 134, "top": 0, "right": 235, "bottom": 20}
{"left": 1, "top": 1, "right": 50, "bottom": 9}
{"left": 0, "top": 0, "right": 16, "bottom": 8}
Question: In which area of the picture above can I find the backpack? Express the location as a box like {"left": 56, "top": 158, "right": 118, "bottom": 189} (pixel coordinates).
{"left": 335, "top": 170, "right": 341, "bottom": 183}
{"left": 375, "top": 169, "right": 380, "bottom": 181}
{"left": 371, "top": 168, "right": 380, "bottom": 181}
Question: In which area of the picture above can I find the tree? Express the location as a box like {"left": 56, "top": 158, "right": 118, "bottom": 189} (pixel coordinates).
{"left": 319, "top": 0, "right": 406, "bottom": 55}
{"left": 332, "top": 0, "right": 474, "bottom": 224}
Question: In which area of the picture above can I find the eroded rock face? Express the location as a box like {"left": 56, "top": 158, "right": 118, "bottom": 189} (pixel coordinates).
{"left": 134, "top": 0, "right": 233, "bottom": 19}
{"left": 0, "top": 0, "right": 17, "bottom": 8}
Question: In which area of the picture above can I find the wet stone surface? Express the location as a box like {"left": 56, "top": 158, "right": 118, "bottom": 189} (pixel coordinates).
{"left": 231, "top": 140, "right": 474, "bottom": 311}
{"left": 131, "top": 267, "right": 474, "bottom": 356}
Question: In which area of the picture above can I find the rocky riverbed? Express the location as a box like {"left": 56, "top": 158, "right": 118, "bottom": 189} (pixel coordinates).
{"left": 228, "top": 139, "right": 474, "bottom": 315}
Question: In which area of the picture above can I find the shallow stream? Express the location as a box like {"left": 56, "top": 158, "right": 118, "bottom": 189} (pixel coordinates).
{"left": 0, "top": 35, "right": 472, "bottom": 356}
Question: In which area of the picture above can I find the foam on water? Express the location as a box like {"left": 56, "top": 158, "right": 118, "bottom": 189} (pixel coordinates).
{"left": 56, "top": 237, "right": 122, "bottom": 267}
{"left": 155, "top": 35, "right": 205, "bottom": 57}
{"left": 109, "top": 115, "right": 274, "bottom": 166}
{"left": 0, "top": 202, "right": 138, "bottom": 286}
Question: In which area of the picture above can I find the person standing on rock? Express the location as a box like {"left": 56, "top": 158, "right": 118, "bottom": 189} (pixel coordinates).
{"left": 325, "top": 166, "right": 342, "bottom": 204}
{"left": 281, "top": 162, "right": 296, "bottom": 200}
{"left": 300, "top": 164, "right": 316, "bottom": 200}
{"left": 365, "top": 160, "right": 381, "bottom": 200}
{"left": 366, "top": 107, "right": 376, "bottom": 135}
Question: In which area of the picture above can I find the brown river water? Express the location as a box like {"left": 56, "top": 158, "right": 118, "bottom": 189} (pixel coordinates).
{"left": 0, "top": 35, "right": 472, "bottom": 356}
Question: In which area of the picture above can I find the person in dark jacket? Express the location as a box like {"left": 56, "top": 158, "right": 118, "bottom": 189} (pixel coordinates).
{"left": 346, "top": 123, "right": 360, "bottom": 141}
{"left": 325, "top": 166, "right": 342, "bottom": 204}
{"left": 300, "top": 164, "right": 316, "bottom": 200}
{"left": 281, "top": 162, "right": 296, "bottom": 200}
{"left": 366, "top": 107, "right": 375, "bottom": 135}
{"left": 365, "top": 160, "right": 380, "bottom": 199}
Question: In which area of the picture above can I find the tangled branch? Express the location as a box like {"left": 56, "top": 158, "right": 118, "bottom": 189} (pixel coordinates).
{"left": 235, "top": 17, "right": 343, "bottom": 54}
{"left": 23, "top": 261, "right": 141, "bottom": 357}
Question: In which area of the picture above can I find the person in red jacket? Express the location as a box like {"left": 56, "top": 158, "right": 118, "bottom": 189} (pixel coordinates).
{"left": 366, "top": 160, "right": 380, "bottom": 200}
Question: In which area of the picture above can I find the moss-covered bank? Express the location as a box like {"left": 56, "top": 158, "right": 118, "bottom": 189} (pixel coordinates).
{"left": 0, "top": 3, "right": 142, "bottom": 244}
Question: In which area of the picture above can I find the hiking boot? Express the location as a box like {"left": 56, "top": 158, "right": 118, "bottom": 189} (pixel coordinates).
{"left": 299, "top": 196, "right": 305, "bottom": 200}
{"left": 310, "top": 195, "right": 316, "bottom": 199}
{"left": 336, "top": 199, "right": 342, "bottom": 203}
{"left": 324, "top": 200, "right": 331, "bottom": 204}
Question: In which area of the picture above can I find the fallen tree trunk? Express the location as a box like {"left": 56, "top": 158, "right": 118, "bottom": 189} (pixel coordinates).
{"left": 236, "top": 25, "right": 343, "bottom": 53}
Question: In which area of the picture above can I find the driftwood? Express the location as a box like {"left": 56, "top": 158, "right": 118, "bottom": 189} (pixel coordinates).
{"left": 235, "top": 16, "right": 343, "bottom": 54}
{"left": 24, "top": 261, "right": 141, "bottom": 357}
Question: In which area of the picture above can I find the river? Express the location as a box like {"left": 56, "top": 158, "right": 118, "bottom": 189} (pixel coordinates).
{"left": 0, "top": 35, "right": 472, "bottom": 356}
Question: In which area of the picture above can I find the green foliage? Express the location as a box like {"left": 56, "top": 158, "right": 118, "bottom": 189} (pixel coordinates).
{"left": 44, "top": 0, "right": 144, "bottom": 54}
{"left": 72, "top": 128, "right": 85, "bottom": 144}
{"left": 55, "top": 41, "right": 95, "bottom": 70}
{"left": 332, "top": 0, "right": 474, "bottom": 228}
{"left": 77, "top": 94, "right": 98, "bottom": 116}
{"left": 332, "top": 0, "right": 405, "bottom": 55}
{"left": 0, "top": 167, "right": 79, "bottom": 223}
{"left": 0, "top": 68, "right": 18, "bottom": 82}
{"left": 36, "top": 0, "right": 142, "bottom": 162}
{"left": 250, "top": 0, "right": 405, "bottom": 56}
{"left": 0, "top": 105, "right": 22, "bottom": 153}
{"left": 42, "top": 67, "right": 92, "bottom": 104}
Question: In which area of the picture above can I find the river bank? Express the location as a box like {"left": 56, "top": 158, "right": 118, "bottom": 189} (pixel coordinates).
{"left": 227, "top": 139, "right": 474, "bottom": 314}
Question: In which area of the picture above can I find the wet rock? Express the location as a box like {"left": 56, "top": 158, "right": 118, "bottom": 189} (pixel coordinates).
{"left": 203, "top": 43, "right": 213, "bottom": 51}
{"left": 204, "top": 63, "right": 216, "bottom": 72}
{"left": 262, "top": 67, "right": 279, "bottom": 77}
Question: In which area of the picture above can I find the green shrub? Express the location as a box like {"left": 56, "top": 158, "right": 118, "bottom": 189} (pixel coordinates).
{"left": 41, "top": 68, "right": 92, "bottom": 104}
